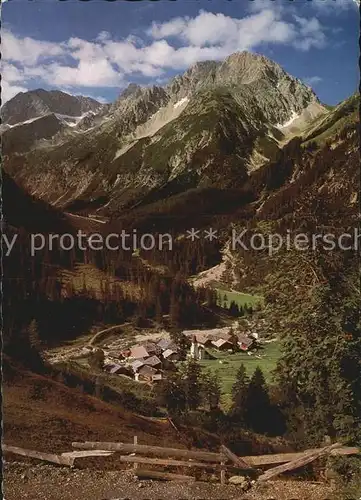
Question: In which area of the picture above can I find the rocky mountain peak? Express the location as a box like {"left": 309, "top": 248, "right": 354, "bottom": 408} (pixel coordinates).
{"left": 111, "top": 84, "right": 168, "bottom": 115}
{"left": 166, "top": 60, "right": 218, "bottom": 99}
{"left": 117, "top": 83, "right": 143, "bottom": 101}
{"left": 2, "top": 89, "right": 103, "bottom": 126}
{"left": 217, "top": 51, "right": 288, "bottom": 86}
{"left": 2, "top": 50, "right": 334, "bottom": 214}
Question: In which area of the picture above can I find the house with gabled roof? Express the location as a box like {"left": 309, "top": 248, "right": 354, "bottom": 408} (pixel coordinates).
{"left": 135, "top": 365, "right": 159, "bottom": 382}
{"left": 143, "top": 355, "right": 162, "bottom": 369}
{"left": 151, "top": 373, "right": 163, "bottom": 383}
{"left": 109, "top": 364, "right": 133, "bottom": 376}
{"left": 140, "top": 342, "right": 162, "bottom": 356}
{"left": 129, "top": 345, "right": 150, "bottom": 359}
{"left": 130, "top": 359, "right": 145, "bottom": 373}
{"left": 157, "top": 338, "right": 178, "bottom": 352}
{"left": 196, "top": 334, "right": 214, "bottom": 347}
{"left": 162, "top": 349, "right": 179, "bottom": 361}
{"left": 237, "top": 334, "right": 256, "bottom": 351}
{"left": 211, "top": 338, "right": 233, "bottom": 350}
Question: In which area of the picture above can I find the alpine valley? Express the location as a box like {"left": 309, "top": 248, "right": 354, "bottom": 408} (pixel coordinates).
{"left": 3, "top": 51, "right": 361, "bottom": 499}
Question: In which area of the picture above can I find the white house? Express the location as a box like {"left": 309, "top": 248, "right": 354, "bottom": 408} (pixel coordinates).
{"left": 190, "top": 336, "right": 207, "bottom": 360}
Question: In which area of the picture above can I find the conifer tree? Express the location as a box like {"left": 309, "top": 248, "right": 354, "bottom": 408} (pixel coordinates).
{"left": 26, "top": 319, "right": 44, "bottom": 371}
{"left": 277, "top": 271, "right": 361, "bottom": 444}
{"left": 156, "top": 372, "right": 187, "bottom": 417}
{"left": 202, "top": 370, "right": 222, "bottom": 411}
{"left": 180, "top": 359, "right": 203, "bottom": 411}
{"left": 230, "top": 363, "right": 249, "bottom": 424}
{"left": 245, "top": 367, "right": 272, "bottom": 434}
{"left": 28, "top": 319, "right": 42, "bottom": 352}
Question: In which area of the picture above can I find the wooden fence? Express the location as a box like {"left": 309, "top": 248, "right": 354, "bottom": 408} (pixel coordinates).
{"left": 3, "top": 439, "right": 359, "bottom": 485}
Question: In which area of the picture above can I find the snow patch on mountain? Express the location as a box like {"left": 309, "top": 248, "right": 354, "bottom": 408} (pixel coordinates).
{"left": 113, "top": 97, "right": 191, "bottom": 162}
{"left": 174, "top": 96, "right": 189, "bottom": 109}
{"left": 276, "top": 110, "right": 300, "bottom": 129}
{"left": 5, "top": 115, "right": 46, "bottom": 129}
{"left": 55, "top": 110, "right": 96, "bottom": 127}
{"left": 113, "top": 141, "right": 137, "bottom": 161}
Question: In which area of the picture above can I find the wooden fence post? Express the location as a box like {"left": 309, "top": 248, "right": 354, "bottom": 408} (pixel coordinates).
{"left": 95, "top": 376, "right": 101, "bottom": 398}
{"left": 220, "top": 444, "right": 251, "bottom": 470}
{"left": 220, "top": 447, "right": 226, "bottom": 485}
{"left": 323, "top": 436, "right": 336, "bottom": 487}
{"left": 133, "top": 436, "right": 138, "bottom": 473}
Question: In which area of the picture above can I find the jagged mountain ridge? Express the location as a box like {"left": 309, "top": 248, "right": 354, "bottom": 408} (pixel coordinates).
{"left": 3, "top": 51, "right": 327, "bottom": 211}
{"left": 1, "top": 89, "right": 107, "bottom": 154}
{"left": 1, "top": 89, "right": 103, "bottom": 126}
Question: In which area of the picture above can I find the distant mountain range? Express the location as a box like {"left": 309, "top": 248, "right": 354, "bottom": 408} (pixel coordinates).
{"left": 2, "top": 89, "right": 103, "bottom": 126}
{"left": 1, "top": 51, "right": 352, "bottom": 214}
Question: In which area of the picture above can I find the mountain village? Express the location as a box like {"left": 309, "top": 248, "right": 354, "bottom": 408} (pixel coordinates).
{"left": 89, "top": 324, "right": 260, "bottom": 385}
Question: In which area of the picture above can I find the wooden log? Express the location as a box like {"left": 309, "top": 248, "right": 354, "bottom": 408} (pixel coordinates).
{"left": 119, "top": 455, "right": 222, "bottom": 468}
{"left": 135, "top": 469, "right": 195, "bottom": 482}
{"left": 71, "top": 441, "right": 359, "bottom": 468}
{"left": 61, "top": 450, "right": 114, "bottom": 459}
{"left": 3, "top": 445, "right": 74, "bottom": 467}
{"left": 257, "top": 443, "right": 342, "bottom": 482}
{"left": 243, "top": 446, "right": 359, "bottom": 467}
{"left": 220, "top": 445, "right": 251, "bottom": 470}
{"left": 72, "top": 442, "right": 221, "bottom": 462}
{"left": 167, "top": 417, "right": 179, "bottom": 433}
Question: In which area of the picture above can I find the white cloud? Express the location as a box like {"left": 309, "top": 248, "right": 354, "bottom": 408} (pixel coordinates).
{"left": 311, "top": 0, "right": 358, "bottom": 13}
{"left": 147, "top": 10, "right": 325, "bottom": 55}
{"left": 237, "top": 9, "right": 295, "bottom": 49}
{"left": 292, "top": 16, "right": 326, "bottom": 51}
{"left": 1, "top": 61, "right": 24, "bottom": 83}
{"left": 1, "top": 8, "right": 330, "bottom": 102}
{"left": 149, "top": 9, "right": 295, "bottom": 50}
{"left": 45, "top": 59, "right": 122, "bottom": 87}
{"left": 2, "top": 80, "right": 28, "bottom": 102}
{"left": 75, "top": 93, "right": 109, "bottom": 104}
{"left": 304, "top": 76, "right": 323, "bottom": 86}
{"left": 2, "top": 29, "right": 64, "bottom": 66}
{"left": 148, "top": 17, "right": 188, "bottom": 39}
{"left": 1, "top": 62, "right": 28, "bottom": 102}
{"left": 182, "top": 11, "right": 240, "bottom": 46}
{"left": 92, "top": 96, "right": 109, "bottom": 104}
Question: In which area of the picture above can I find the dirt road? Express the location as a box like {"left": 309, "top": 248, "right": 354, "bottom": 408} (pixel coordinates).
{"left": 4, "top": 461, "right": 335, "bottom": 500}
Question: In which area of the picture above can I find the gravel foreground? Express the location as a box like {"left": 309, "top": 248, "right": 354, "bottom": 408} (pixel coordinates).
{"left": 3, "top": 461, "right": 336, "bottom": 500}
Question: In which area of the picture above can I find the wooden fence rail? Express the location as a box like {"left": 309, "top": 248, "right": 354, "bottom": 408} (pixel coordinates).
{"left": 3, "top": 445, "right": 114, "bottom": 467}
{"left": 4, "top": 439, "right": 359, "bottom": 485}
{"left": 72, "top": 441, "right": 222, "bottom": 463}
{"left": 71, "top": 441, "right": 359, "bottom": 467}
{"left": 117, "top": 455, "right": 224, "bottom": 469}
{"left": 257, "top": 443, "right": 342, "bottom": 482}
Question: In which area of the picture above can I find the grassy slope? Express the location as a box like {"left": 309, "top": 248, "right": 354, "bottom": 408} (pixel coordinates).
{"left": 3, "top": 359, "right": 227, "bottom": 465}
{"left": 302, "top": 93, "right": 359, "bottom": 145}
{"left": 59, "top": 263, "right": 142, "bottom": 301}
{"left": 3, "top": 367, "right": 178, "bottom": 455}
{"left": 200, "top": 341, "right": 280, "bottom": 406}
{"left": 216, "top": 287, "right": 263, "bottom": 308}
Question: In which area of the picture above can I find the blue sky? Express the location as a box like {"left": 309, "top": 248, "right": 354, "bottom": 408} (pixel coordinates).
{"left": 2, "top": 0, "right": 359, "bottom": 105}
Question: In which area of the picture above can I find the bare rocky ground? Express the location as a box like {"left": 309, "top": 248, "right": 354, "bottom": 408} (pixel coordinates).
{"left": 4, "top": 461, "right": 335, "bottom": 500}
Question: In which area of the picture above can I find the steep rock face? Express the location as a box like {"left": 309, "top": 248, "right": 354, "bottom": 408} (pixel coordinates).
{"left": 166, "top": 52, "right": 318, "bottom": 125}
{"left": 2, "top": 89, "right": 103, "bottom": 126}
{"left": 3, "top": 52, "right": 327, "bottom": 212}
{"left": 192, "top": 95, "right": 359, "bottom": 294}
{"left": 2, "top": 114, "right": 67, "bottom": 155}
{"left": 166, "top": 61, "right": 219, "bottom": 99}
